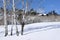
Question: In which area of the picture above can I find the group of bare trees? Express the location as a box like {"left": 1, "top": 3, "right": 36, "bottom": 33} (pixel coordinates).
{"left": 1, "top": 0, "right": 44, "bottom": 36}
{"left": 3, "top": 0, "right": 33, "bottom": 36}
{"left": 3, "top": 0, "right": 25, "bottom": 36}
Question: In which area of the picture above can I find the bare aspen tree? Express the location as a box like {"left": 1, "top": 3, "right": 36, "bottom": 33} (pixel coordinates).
{"left": 3, "top": 0, "right": 8, "bottom": 36}
{"left": 12, "top": 0, "right": 19, "bottom": 36}
{"left": 11, "top": 0, "right": 20, "bottom": 36}
{"left": 21, "top": 0, "right": 25, "bottom": 35}
{"left": 11, "top": 10, "right": 14, "bottom": 35}
{"left": 6, "top": 0, "right": 13, "bottom": 36}
{"left": 11, "top": 0, "right": 14, "bottom": 36}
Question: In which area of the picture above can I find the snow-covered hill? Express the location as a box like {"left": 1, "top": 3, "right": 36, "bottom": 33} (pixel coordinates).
{"left": 0, "top": 22, "right": 60, "bottom": 40}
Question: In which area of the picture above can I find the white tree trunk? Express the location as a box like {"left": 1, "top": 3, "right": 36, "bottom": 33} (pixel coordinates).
{"left": 12, "top": 0, "right": 19, "bottom": 36}
{"left": 3, "top": 0, "right": 8, "bottom": 36}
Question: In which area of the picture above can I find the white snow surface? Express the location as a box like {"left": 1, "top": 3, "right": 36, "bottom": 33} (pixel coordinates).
{"left": 0, "top": 22, "right": 60, "bottom": 40}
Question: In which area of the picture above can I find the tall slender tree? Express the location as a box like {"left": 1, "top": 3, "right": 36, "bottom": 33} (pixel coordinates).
{"left": 13, "top": 0, "right": 19, "bottom": 36}
{"left": 3, "top": 0, "right": 8, "bottom": 36}
{"left": 10, "top": 0, "right": 20, "bottom": 36}
{"left": 21, "top": 0, "right": 25, "bottom": 35}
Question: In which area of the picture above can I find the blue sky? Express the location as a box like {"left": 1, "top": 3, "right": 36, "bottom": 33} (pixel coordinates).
{"left": 43, "top": 0, "right": 60, "bottom": 14}
{"left": 30, "top": 0, "right": 60, "bottom": 14}
{"left": 0, "top": 0, "right": 60, "bottom": 14}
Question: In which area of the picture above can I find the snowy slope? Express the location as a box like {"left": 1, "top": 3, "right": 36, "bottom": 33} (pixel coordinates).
{"left": 0, "top": 22, "right": 60, "bottom": 40}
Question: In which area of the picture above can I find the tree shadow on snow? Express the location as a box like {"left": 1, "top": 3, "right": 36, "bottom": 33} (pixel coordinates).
{"left": 23, "top": 24, "right": 60, "bottom": 35}
{"left": 10, "top": 24, "right": 60, "bottom": 35}
{"left": 0, "top": 24, "right": 60, "bottom": 36}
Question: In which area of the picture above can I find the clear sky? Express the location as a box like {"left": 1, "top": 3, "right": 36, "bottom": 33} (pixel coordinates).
{"left": 43, "top": 0, "right": 60, "bottom": 14}
{"left": 0, "top": 0, "right": 60, "bottom": 14}
{"left": 29, "top": 0, "right": 60, "bottom": 14}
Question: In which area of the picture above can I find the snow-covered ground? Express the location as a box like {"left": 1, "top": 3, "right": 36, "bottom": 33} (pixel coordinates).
{"left": 0, "top": 22, "right": 60, "bottom": 40}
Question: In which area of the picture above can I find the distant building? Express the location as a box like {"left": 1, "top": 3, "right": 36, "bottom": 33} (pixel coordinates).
{"left": 38, "top": 13, "right": 47, "bottom": 16}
